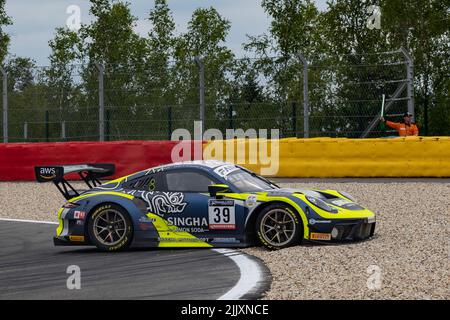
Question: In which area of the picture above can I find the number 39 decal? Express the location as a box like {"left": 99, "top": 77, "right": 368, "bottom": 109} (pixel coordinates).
{"left": 208, "top": 199, "right": 236, "bottom": 230}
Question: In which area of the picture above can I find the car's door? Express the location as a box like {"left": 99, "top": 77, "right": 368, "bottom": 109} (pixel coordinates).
{"left": 161, "top": 168, "right": 245, "bottom": 244}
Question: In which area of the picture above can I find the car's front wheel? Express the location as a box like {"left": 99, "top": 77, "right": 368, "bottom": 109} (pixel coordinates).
{"left": 87, "top": 203, "right": 133, "bottom": 251}
{"left": 255, "top": 203, "right": 302, "bottom": 250}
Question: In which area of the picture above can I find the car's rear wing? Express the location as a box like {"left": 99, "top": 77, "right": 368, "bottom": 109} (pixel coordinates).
{"left": 35, "top": 164, "right": 115, "bottom": 200}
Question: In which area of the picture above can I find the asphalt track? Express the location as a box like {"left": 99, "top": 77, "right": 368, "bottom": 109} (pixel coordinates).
{"left": 0, "top": 220, "right": 270, "bottom": 300}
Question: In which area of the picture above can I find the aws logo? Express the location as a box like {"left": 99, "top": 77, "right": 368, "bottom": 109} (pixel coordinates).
{"left": 38, "top": 167, "right": 58, "bottom": 180}
{"left": 35, "top": 166, "right": 63, "bottom": 182}
{"left": 40, "top": 167, "right": 56, "bottom": 178}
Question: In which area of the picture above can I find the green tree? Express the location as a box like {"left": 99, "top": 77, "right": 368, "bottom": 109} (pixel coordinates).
{"left": 318, "top": 0, "right": 395, "bottom": 137}
{"left": 173, "top": 7, "right": 235, "bottom": 132}
{"left": 5, "top": 57, "right": 35, "bottom": 92}
{"left": 45, "top": 28, "right": 83, "bottom": 135}
{"left": 142, "top": 0, "right": 177, "bottom": 138}
{"left": 80, "top": 0, "right": 146, "bottom": 66}
{"left": 321, "top": 0, "right": 389, "bottom": 56}
{"left": 48, "top": 28, "right": 81, "bottom": 72}
{"left": 244, "top": 0, "right": 322, "bottom": 136}
{"left": 245, "top": 0, "right": 321, "bottom": 93}
{"left": 0, "top": 0, "right": 11, "bottom": 64}
{"left": 147, "top": 0, "right": 176, "bottom": 75}
{"left": 260, "top": 0, "right": 321, "bottom": 57}
{"left": 4, "top": 57, "right": 52, "bottom": 141}
{"left": 78, "top": 0, "right": 147, "bottom": 139}
{"left": 381, "top": 0, "right": 450, "bottom": 135}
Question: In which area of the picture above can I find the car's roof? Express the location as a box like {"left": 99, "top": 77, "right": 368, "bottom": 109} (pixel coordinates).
{"left": 97, "top": 161, "right": 240, "bottom": 189}
{"left": 147, "top": 160, "right": 236, "bottom": 172}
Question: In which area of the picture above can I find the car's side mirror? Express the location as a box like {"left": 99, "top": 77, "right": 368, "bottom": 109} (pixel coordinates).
{"left": 208, "top": 184, "right": 230, "bottom": 198}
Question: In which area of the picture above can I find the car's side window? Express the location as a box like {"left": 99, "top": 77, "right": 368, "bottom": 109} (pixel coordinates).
{"left": 165, "top": 170, "right": 216, "bottom": 193}
{"left": 123, "top": 174, "right": 163, "bottom": 191}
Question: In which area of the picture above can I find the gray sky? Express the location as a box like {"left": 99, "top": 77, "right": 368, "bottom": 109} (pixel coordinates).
{"left": 4, "top": 0, "right": 327, "bottom": 65}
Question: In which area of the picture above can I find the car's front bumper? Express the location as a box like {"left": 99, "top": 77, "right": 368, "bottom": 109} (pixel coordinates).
{"left": 307, "top": 217, "right": 376, "bottom": 242}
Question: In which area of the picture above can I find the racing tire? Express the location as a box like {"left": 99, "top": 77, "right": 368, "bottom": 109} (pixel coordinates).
{"left": 255, "top": 203, "right": 302, "bottom": 250}
{"left": 87, "top": 203, "right": 133, "bottom": 252}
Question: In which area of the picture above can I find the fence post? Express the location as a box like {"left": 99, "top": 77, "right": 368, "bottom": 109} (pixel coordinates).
{"left": 194, "top": 57, "right": 205, "bottom": 138}
{"left": 297, "top": 53, "right": 309, "bottom": 138}
{"left": 400, "top": 47, "right": 415, "bottom": 120}
{"left": 1, "top": 68, "right": 7, "bottom": 143}
{"left": 24, "top": 122, "right": 28, "bottom": 140}
{"left": 61, "top": 121, "right": 66, "bottom": 141}
{"left": 95, "top": 62, "right": 105, "bottom": 142}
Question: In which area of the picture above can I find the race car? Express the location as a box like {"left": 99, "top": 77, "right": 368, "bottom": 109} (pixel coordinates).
{"left": 35, "top": 160, "right": 376, "bottom": 251}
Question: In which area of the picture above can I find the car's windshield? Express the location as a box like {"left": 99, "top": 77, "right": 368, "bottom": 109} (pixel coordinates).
{"left": 224, "top": 169, "right": 278, "bottom": 192}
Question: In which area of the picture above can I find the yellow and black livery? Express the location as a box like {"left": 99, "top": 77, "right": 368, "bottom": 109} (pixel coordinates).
{"left": 36, "top": 160, "right": 376, "bottom": 251}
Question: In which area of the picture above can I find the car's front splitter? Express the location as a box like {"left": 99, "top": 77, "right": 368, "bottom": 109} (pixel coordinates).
{"left": 53, "top": 236, "right": 89, "bottom": 246}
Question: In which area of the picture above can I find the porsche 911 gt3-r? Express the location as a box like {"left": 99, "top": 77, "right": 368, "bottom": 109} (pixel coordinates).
{"left": 35, "top": 160, "right": 376, "bottom": 251}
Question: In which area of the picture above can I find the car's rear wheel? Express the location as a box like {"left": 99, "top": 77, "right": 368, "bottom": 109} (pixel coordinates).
{"left": 256, "top": 203, "right": 302, "bottom": 250}
{"left": 88, "top": 204, "right": 133, "bottom": 251}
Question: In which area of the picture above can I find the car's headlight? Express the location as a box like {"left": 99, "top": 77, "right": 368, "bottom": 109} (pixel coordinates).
{"left": 339, "top": 191, "right": 357, "bottom": 202}
{"left": 306, "top": 196, "right": 338, "bottom": 213}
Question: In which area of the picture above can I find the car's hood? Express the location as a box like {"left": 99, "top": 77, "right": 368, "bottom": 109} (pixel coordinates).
{"left": 263, "top": 188, "right": 366, "bottom": 211}
{"left": 264, "top": 188, "right": 322, "bottom": 197}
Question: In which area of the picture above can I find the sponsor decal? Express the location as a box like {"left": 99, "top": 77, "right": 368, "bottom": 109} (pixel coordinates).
{"left": 212, "top": 238, "right": 240, "bottom": 243}
{"left": 158, "top": 237, "right": 209, "bottom": 243}
{"left": 330, "top": 199, "right": 352, "bottom": 207}
{"left": 39, "top": 167, "right": 57, "bottom": 180}
{"left": 167, "top": 217, "right": 208, "bottom": 227}
{"left": 142, "top": 192, "right": 188, "bottom": 215}
{"left": 310, "top": 232, "right": 331, "bottom": 241}
{"left": 139, "top": 223, "right": 152, "bottom": 231}
{"left": 119, "top": 190, "right": 188, "bottom": 215}
{"left": 69, "top": 235, "right": 85, "bottom": 242}
{"left": 245, "top": 195, "right": 257, "bottom": 207}
{"left": 167, "top": 217, "right": 209, "bottom": 233}
{"left": 76, "top": 220, "right": 84, "bottom": 226}
{"left": 308, "top": 218, "right": 331, "bottom": 226}
{"left": 210, "top": 199, "right": 234, "bottom": 206}
{"left": 175, "top": 227, "right": 207, "bottom": 233}
{"left": 329, "top": 198, "right": 364, "bottom": 210}
{"left": 213, "top": 165, "right": 239, "bottom": 178}
{"left": 208, "top": 199, "right": 236, "bottom": 230}
{"left": 73, "top": 211, "right": 86, "bottom": 220}
{"left": 139, "top": 216, "right": 156, "bottom": 230}
{"left": 144, "top": 166, "right": 165, "bottom": 175}
{"left": 148, "top": 178, "right": 156, "bottom": 191}
{"left": 139, "top": 216, "right": 156, "bottom": 223}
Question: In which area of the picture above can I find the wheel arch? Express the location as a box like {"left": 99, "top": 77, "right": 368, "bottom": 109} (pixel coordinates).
{"left": 245, "top": 199, "right": 309, "bottom": 238}
{"left": 82, "top": 195, "right": 142, "bottom": 244}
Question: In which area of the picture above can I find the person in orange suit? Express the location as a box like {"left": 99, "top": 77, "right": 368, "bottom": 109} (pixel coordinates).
{"left": 381, "top": 112, "right": 419, "bottom": 136}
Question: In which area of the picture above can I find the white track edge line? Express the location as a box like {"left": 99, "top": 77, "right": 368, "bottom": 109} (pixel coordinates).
{"left": 0, "top": 217, "right": 58, "bottom": 225}
{"left": 214, "top": 248, "right": 263, "bottom": 300}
